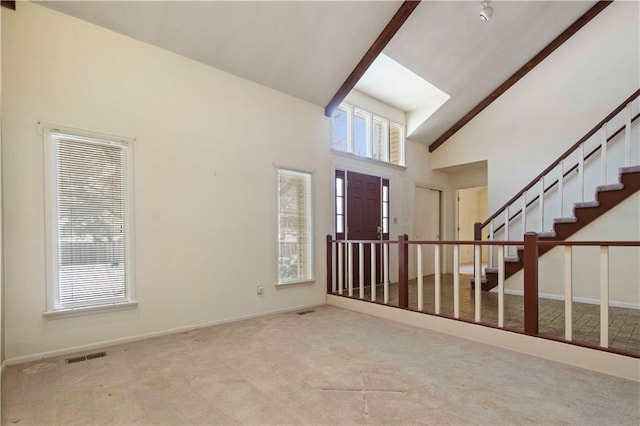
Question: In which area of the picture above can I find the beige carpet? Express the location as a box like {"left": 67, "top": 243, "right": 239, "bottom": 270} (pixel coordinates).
{"left": 2, "top": 305, "right": 639, "bottom": 425}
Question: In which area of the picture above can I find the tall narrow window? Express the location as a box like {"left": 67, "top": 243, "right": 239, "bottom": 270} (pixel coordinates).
{"left": 382, "top": 179, "right": 390, "bottom": 237}
{"left": 389, "top": 123, "right": 404, "bottom": 166}
{"left": 45, "top": 130, "right": 134, "bottom": 312}
{"left": 277, "top": 169, "right": 313, "bottom": 284}
{"left": 331, "top": 105, "right": 350, "bottom": 152}
{"left": 372, "top": 117, "right": 389, "bottom": 162}
{"left": 353, "top": 110, "right": 370, "bottom": 157}
{"left": 335, "top": 170, "right": 346, "bottom": 239}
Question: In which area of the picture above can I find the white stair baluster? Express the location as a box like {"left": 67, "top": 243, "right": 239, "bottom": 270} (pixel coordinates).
{"left": 474, "top": 244, "right": 482, "bottom": 323}
{"left": 347, "top": 243, "right": 353, "bottom": 297}
{"left": 383, "top": 243, "right": 389, "bottom": 304}
{"left": 600, "top": 246, "right": 609, "bottom": 348}
{"left": 435, "top": 245, "right": 441, "bottom": 315}
{"left": 564, "top": 246, "right": 573, "bottom": 341}
{"left": 337, "top": 243, "right": 343, "bottom": 295}
{"left": 558, "top": 160, "right": 564, "bottom": 218}
{"left": 359, "top": 243, "right": 364, "bottom": 299}
{"left": 522, "top": 191, "right": 527, "bottom": 235}
{"left": 504, "top": 206, "right": 509, "bottom": 256}
{"left": 498, "top": 245, "right": 505, "bottom": 328}
{"left": 417, "top": 244, "right": 423, "bottom": 312}
{"left": 578, "top": 144, "right": 584, "bottom": 202}
{"left": 539, "top": 177, "right": 545, "bottom": 232}
{"left": 488, "top": 221, "right": 494, "bottom": 268}
{"left": 370, "top": 243, "right": 376, "bottom": 302}
{"left": 453, "top": 245, "right": 460, "bottom": 319}
{"left": 625, "top": 103, "right": 632, "bottom": 166}
{"left": 600, "top": 123, "right": 607, "bottom": 185}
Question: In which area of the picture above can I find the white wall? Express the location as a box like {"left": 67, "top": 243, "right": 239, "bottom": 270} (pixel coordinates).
{"left": 2, "top": 3, "right": 335, "bottom": 360}
{"left": 431, "top": 1, "right": 640, "bottom": 213}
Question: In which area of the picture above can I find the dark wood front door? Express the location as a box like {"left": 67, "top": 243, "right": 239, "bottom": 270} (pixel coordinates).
{"left": 347, "top": 171, "right": 382, "bottom": 286}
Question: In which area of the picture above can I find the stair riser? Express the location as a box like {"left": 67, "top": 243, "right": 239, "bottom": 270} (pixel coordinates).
{"left": 479, "top": 170, "right": 639, "bottom": 291}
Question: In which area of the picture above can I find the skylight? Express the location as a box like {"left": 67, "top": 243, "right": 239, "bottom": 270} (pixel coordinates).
{"left": 354, "top": 53, "right": 450, "bottom": 136}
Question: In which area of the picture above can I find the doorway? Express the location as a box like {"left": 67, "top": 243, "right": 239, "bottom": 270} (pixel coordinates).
{"left": 456, "top": 186, "right": 488, "bottom": 273}
{"left": 335, "top": 170, "right": 388, "bottom": 289}
{"left": 411, "top": 186, "right": 441, "bottom": 279}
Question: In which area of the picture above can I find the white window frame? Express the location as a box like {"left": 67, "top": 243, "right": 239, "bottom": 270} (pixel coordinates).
{"left": 43, "top": 125, "right": 136, "bottom": 316}
{"left": 276, "top": 167, "right": 315, "bottom": 285}
{"left": 331, "top": 102, "right": 405, "bottom": 167}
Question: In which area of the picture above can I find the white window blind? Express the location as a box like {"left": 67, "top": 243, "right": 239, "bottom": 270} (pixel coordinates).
{"left": 48, "top": 132, "right": 132, "bottom": 310}
{"left": 390, "top": 123, "right": 404, "bottom": 166}
{"left": 277, "top": 169, "right": 313, "bottom": 284}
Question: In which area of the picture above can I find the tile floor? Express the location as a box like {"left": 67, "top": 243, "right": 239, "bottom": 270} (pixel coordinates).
{"left": 337, "top": 273, "right": 640, "bottom": 354}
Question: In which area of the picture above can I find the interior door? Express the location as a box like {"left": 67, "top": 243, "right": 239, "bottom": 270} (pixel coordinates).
{"left": 346, "top": 171, "right": 382, "bottom": 286}
{"left": 411, "top": 187, "right": 441, "bottom": 278}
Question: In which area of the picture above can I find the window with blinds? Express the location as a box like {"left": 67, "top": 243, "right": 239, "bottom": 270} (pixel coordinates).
{"left": 45, "top": 130, "right": 133, "bottom": 311}
{"left": 277, "top": 169, "right": 313, "bottom": 284}
{"left": 331, "top": 102, "right": 404, "bottom": 166}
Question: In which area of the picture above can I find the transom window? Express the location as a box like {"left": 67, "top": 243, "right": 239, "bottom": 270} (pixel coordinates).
{"left": 331, "top": 103, "right": 405, "bottom": 166}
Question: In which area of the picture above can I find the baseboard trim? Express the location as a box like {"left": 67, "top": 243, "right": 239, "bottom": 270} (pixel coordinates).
{"left": 327, "top": 294, "right": 640, "bottom": 382}
{"left": 502, "top": 289, "right": 639, "bottom": 310}
{"left": 4, "top": 302, "right": 324, "bottom": 366}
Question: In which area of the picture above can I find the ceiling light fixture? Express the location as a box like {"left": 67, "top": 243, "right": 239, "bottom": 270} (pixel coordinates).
{"left": 480, "top": 0, "right": 493, "bottom": 22}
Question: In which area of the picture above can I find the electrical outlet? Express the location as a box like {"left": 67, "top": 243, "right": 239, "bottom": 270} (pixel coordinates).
{"left": 256, "top": 285, "right": 264, "bottom": 295}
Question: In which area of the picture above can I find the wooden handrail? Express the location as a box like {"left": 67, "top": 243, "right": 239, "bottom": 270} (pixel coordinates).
{"left": 489, "top": 111, "right": 640, "bottom": 234}
{"left": 482, "top": 89, "right": 640, "bottom": 229}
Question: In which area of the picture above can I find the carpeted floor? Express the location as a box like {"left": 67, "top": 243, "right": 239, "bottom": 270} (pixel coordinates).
{"left": 2, "top": 305, "right": 638, "bottom": 425}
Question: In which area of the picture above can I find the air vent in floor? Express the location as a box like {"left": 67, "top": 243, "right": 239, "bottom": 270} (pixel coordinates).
{"left": 66, "top": 351, "right": 106, "bottom": 364}
{"left": 296, "top": 310, "right": 315, "bottom": 315}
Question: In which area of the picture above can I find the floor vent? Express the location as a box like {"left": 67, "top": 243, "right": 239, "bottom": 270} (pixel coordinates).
{"left": 66, "top": 351, "right": 107, "bottom": 364}
{"left": 296, "top": 310, "right": 315, "bottom": 315}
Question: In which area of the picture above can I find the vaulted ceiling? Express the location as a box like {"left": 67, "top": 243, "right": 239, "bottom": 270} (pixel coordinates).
{"left": 38, "top": 1, "right": 598, "bottom": 146}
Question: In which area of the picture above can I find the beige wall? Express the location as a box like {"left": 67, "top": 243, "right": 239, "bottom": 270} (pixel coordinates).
{"left": 457, "top": 187, "right": 488, "bottom": 264}
{"left": 2, "top": 3, "right": 460, "bottom": 361}
{"left": 2, "top": 3, "right": 335, "bottom": 361}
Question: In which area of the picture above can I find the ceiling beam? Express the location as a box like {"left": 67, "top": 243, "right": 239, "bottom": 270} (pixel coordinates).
{"left": 428, "top": 0, "right": 613, "bottom": 153}
{"left": 1, "top": 1, "right": 16, "bottom": 11}
{"left": 324, "top": 1, "right": 421, "bottom": 117}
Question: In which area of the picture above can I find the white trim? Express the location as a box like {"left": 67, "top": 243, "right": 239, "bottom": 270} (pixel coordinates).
{"left": 502, "top": 289, "right": 639, "bottom": 310}
{"left": 331, "top": 149, "right": 407, "bottom": 171}
{"left": 6, "top": 302, "right": 325, "bottom": 366}
{"left": 43, "top": 301, "right": 138, "bottom": 319}
{"left": 42, "top": 125, "right": 136, "bottom": 312}
{"left": 275, "top": 166, "right": 315, "bottom": 285}
{"left": 38, "top": 121, "right": 135, "bottom": 144}
{"left": 328, "top": 295, "right": 640, "bottom": 382}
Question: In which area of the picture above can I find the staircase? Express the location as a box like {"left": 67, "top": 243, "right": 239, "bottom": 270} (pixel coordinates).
{"left": 473, "top": 90, "right": 640, "bottom": 291}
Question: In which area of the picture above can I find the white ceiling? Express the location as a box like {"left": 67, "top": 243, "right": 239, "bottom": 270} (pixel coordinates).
{"left": 38, "top": 1, "right": 598, "bottom": 146}
{"left": 38, "top": 1, "right": 402, "bottom": 107}
{"left": 382, "top": 0, "right": 597, "bottom": 144}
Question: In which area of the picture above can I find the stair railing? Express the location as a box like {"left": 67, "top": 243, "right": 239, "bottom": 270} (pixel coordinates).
{"left": 477, "top": 89, "right": 640, "bottom": 268}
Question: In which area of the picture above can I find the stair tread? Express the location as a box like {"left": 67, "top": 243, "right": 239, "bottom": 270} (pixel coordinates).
{"left": 574, "top": 201, "right": 599, "bottom": 209}
{"left": 538, "top": 231, "right": 557, "bottom": 238}
{"left": 469, "top": 277, "right": 488, "bottom": 283}
{"left": 554, "top": 216, "right": 577, "bottom": 224}
{"left": 485, "top": 267, "right": 499, "bottom": 273}
{"left": 596, "top": 183, "right": 624, "bottom": 192}
{"left": 620, "top": 165, "right": 640, "bottom": 174}
{"left": 505, "top": 256, "right": 520, "bottom": 262}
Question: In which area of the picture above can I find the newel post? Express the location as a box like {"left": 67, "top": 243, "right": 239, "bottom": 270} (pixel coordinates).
{"left": 523, "top": 232, "right": 539, "bottom": 335}
{"left": 326, "top": 235, "right": 333, "bottom": 294}
{"left": 473, "top": 222, "right": 482, "bottom": 241}
{"left": 398, "top": 234, "right": 409, "bottom": 309}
